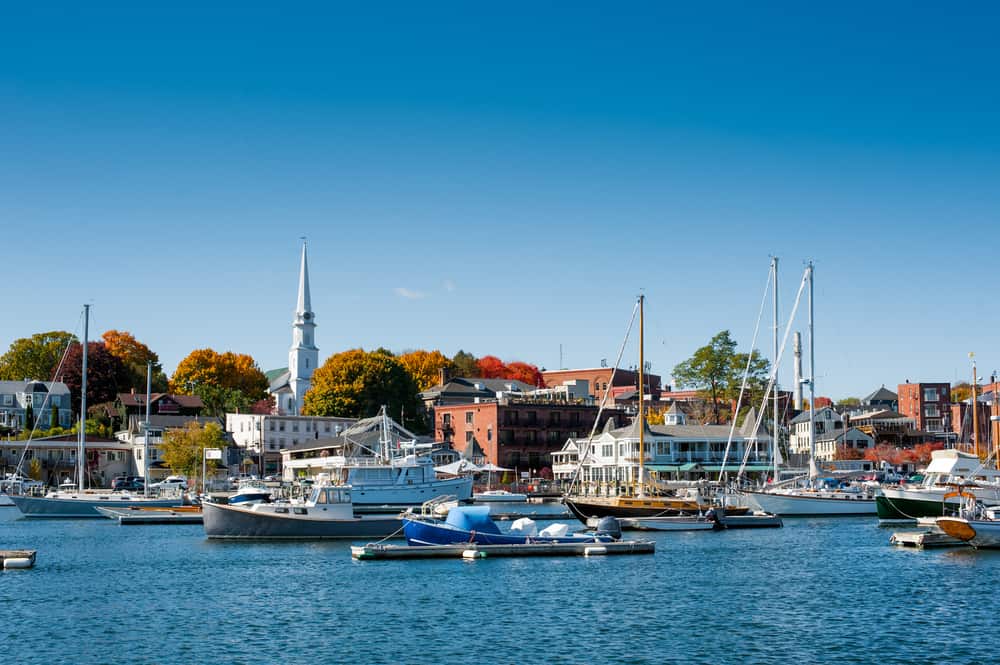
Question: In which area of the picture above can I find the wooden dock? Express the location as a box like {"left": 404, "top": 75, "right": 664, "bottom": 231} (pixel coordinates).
{"left": 351, "top": 540, "right": 655, "bottom": 560}
{"left": 890, "top": 530, "right": 967, "bottom": 549}
{"left": 1, "top": 550, "right": 37, "bottom": 569}
{"left": 96, "top": 506, "right": 203, "bottom": 525}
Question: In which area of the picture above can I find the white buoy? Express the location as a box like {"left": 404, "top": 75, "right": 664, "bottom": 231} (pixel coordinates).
{"left": 4, "top": 557, "right": 33, "bottom": 569}
{"left": 462, "top": 549, "right": 486, "bottom": 559}
{"left": 583, "top": 546, "right": 607, "bottom": 556}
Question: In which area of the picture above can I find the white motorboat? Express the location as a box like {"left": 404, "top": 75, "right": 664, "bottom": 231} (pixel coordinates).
{"left": 203, "top": 483, "right": 401, "bottom": 539}
{"left": 876, "top": 449, "right": 1000, "bottom": 521}
{"left": 473, "top": 490, "right": 528, "bottom": 503}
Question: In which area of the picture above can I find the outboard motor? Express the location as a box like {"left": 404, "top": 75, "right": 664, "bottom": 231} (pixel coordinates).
{"left": 594, "top": 516, "right": 622, "bottom": 541}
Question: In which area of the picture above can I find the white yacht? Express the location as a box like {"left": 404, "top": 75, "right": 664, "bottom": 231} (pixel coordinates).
{"left": 876, "top": 449, "right": 1000, "bottom": 521}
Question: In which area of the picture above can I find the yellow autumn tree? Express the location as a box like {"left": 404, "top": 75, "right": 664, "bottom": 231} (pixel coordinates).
{"left": 170, "top": 348, "right": 268, "bottom": 417}
{"left": 398, "top": 349, "right": 455, "bottom": 391}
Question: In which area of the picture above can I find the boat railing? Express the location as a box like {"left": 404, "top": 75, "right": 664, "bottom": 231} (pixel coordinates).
{"left": 417, "top": 495, "right": 457, "bottom": 517}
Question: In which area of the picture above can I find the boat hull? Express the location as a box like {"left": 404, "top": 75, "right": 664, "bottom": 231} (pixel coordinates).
{"left": 565, "top": 497, "right": 748, "bottom": 522}
{"left": 202, "top": 502, "right": 402, "bottom": 539}
{"left": 10, "top": 494, "right": 185, "bottom": 519}
{"left": 402, "top": 516, "right": 609, "bottom": 546}
{"left": 876, "top": 486, "right": 1000, "bottom": 520}
{"left": 744, "top": 491, "right": 876, "bottom": 516}
{"left": 936, "top": 517, "right": 1000, "bottom": 548}
{"left": 620, "top": 516, "right": 718, "bottom": 531}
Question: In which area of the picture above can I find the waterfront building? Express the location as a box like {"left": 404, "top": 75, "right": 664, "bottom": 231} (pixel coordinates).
{"left": 814, "top": 426, "right": 875, "bottom": 462}
{"left": 788, "top": 406, "right": 843, "bottom": 456}
{"left": 227, "top": 413, "right": 357, "bottom": 476}
{"left": 267, "top": 242, "right": 319, "bottom": 416}
{"left": 844, "top": 409, "right": 920, "bottom": 447}
{"left": 541, "top": 367, "right": 662, "bottom": 405}
{"left": 550, "top": 413, "right": 773, "bottom": 488}
{"left": 420, "top": 375, "right": 537, "bottom": 410}
{"left": 0, "top": 380, "right": 74, "bottom": 431}
{"left": 897, "top": 381, "right": 952, "bottom": 442}
{"left": 861, "top": 385, "right": 899, "bottom": 411}
{"left": 432, "top": 395, "right": 623, "bottom": 473}
{"left": 1, "top": 434, "right": 131, "bottom": 486}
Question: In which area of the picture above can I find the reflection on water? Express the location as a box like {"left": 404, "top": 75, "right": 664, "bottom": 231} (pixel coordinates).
{"left": 2, "top": 516, "right": 999, "bottom": 664}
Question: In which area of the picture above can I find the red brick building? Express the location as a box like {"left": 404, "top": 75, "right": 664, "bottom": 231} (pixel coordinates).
{"left": 898, "top": 382, "right": 952, "bottom": 439}
{"left": 434, "top": 399, "right": 624, "bottom": 472}
{"left": 542, "top": 367, "right": 661, "bottom": 405}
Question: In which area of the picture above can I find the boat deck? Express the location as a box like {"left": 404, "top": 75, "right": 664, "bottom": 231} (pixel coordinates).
{"left": 1, "top": 549, "right": 37, "bottom": 568}
{"left": 351, "top": 540, "right": 655, "bottom": 560}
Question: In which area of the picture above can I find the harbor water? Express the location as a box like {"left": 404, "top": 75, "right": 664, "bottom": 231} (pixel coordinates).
{"left": 2, "top": 516, "right": 998, "bottom": 665}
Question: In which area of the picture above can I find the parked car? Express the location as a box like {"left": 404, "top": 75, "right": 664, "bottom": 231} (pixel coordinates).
{"left": 112, "top": 476, "right": 145, "bottom": 492}
{"left": 149, "top": 475, "right": 188, "bottom": 491}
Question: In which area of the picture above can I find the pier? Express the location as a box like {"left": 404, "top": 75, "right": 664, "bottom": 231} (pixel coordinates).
{"left": 351, "top": 540, "right": 655, "bottom": 560}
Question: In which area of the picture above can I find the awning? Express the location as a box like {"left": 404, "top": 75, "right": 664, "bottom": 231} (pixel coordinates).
{"left": 646, "top": 462, "right": 702, "bottom": 472}
{"left": 702, "top": 464, "right": 774, "bottom": 472}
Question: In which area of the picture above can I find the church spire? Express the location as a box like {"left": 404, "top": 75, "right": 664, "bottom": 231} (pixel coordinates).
{"left": 296, "top": 241, "right": 311, "bottom": 316}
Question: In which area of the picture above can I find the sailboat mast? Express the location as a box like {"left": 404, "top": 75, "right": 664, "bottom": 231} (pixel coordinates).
{"left": 971, "top": 356, "right": 979, "bottom": 459}
{"left": 144, "top": 360, "right": 151, "bottom": 498}
{"left": 637, "top": 294, "right": 645, "bottom": 498}
{"left": 807, "top": 263, "right": 816, "bottom": 479}
{"left": 772, "top": 256, "right": 779, "bottom": 484}
{"left": 78, "top": 304, "right": 89, "bottom": 492}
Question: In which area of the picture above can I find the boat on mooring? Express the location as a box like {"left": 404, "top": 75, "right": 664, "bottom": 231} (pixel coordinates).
{"left": 876, "top": 449, "right": 1000, "bottom": 521}
{"left": 402, "top": 505, "right": 620, "bottom": 546}
{"left": 202, "top": 483, "right": 402, "bottom": 540}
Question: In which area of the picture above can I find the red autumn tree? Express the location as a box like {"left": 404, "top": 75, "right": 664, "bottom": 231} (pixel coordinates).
{"left": 476, "top": 355, "right": 507, "bottom": 379}
{"left": 57, "top": 342, "right": 130, "bottom": 415}
{"left": 505, "top": 361, "right": 543, "bottom": 387}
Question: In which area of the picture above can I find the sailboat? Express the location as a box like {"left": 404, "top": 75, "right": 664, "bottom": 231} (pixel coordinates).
{"left": 10, "top": 305, "right": 186, "bottom": 518}
{"left": 744, "top": 263, "right": 878, "bottom": 516}
{"left": 564, "top": 296, "right": 748, "bottom": 521}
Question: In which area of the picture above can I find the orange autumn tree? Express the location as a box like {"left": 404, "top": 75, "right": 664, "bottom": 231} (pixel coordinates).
{"left": 102, "top": 329, "right": 168, "bottom": 392}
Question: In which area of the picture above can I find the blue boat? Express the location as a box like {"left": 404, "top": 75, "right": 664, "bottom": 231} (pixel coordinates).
{"left": 402, "top": 505, "right": 618, "bottom": 546}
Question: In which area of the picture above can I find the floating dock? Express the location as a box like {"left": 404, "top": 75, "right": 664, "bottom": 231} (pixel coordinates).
{"left": 351, "top": 540, "right": 655, "bottom": 560}
{"left": 1, "top": 550, "right": 37, "bottom": 569}
{"left": 890, "top": 530, "right": 967, "bottom": 549}
{"left": 95, "top": 506, "right": 203, "bottom": 525}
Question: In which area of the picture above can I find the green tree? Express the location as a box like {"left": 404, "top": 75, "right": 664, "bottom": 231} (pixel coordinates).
{"left": 451, "top": 350, "right": 479, "bottom": 377}
{"left": 303, "top": 348, "right": 421, "bottom": 427}
{"left": 160, "top": 421, "right": 225, "bottom": 479}
{"left": 671, "top": 330, "right": 770, "bottom": 424}
{"left": 951, "top": 382, "right": 972, "bottom": 403}
{"left": 28, "top": 457, "right": 42, "bottom": 481}
{"left": 838, "top": 397, "right": 861, "bottom": 408}
{"left": 0, "top": 331, "right": 78, "bottom": 381}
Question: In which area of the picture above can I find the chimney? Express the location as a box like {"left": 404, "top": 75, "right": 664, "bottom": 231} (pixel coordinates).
{"left": 439, "top": 366, "right": 451, "bottom": 385}
{"left": 793, "top": 332, "right": 803, "bottom": 411}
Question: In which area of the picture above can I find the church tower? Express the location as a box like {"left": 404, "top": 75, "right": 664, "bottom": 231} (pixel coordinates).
{"left": 288, "top": 242, "right": 318, "bottom": 415}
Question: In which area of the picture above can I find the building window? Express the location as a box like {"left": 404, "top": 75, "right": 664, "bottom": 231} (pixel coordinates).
{"left": 465, "top": 431, "right": 473, "bottom": 443}
{"left": 923, "top": 388, "right": 938, "bottom": 402}
{"left": 465, "top": 411, "right": 474, "bottom": 425}
{"left": 279, "top": 422, "right": 286, "bottom": 432}
{"left": 926, "top": 419, "right": 942, "bottom": 432}
{"left": 602, "top": 444, "right": 613, "bottom": 458}
{"left": 443, "top": 413, "right": 451, "bottom": 426}
{"left": 487, "top": 427, "right": 492, "bottom": 442}
{"left": 270, "top": 422, "right": 276, "bottom": 431}
{"left": 325, "top": 423, "right": 331, "bottom": 432}
{"left": 924, "top": 405, "right": 940, "bottom": 418}
{"left": 292, "top": 423, "right": 299, "bottom": 432}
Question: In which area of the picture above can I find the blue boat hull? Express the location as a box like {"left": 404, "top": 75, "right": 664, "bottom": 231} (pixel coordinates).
{"left": 402, "top": 516, "right": 609, "bottom": 546}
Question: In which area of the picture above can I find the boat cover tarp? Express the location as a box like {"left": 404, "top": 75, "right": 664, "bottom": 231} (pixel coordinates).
{"left": 444, "top": 506, "right": 501, "bottom": 534}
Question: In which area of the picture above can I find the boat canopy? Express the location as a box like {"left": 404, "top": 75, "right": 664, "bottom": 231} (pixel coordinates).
{"left": 701, "top": 464, "right": 774, "bottom": 473}
{"left": 444, "top": 506, "right": 501, "bottom": 535}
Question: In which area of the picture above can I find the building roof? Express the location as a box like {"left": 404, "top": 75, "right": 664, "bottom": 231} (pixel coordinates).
{"left": 863, "top": 385, "right": 899, "bottom": 403}
{"left": 268, "top": 370, "right": 292, "bottom": 392}
{"left": 117, "top": 393, "right": 204, "bottom": 409}
{"left": 0, "top": 380, "right": 70, "bottom": 395}
{"left": 790, "top": 406, "right": 837, "bottom": 424}
{"left": 421, "top": 377, "right": 536, "bottom": 401}
{"left": 282, "top": 411, "right": 423, "bottom": 454}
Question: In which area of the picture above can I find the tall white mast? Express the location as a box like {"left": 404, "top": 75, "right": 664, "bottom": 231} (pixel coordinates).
{"left": 144, "top": 360, "right": 152, "bottom": 497}
{"left": 78, "top": 304, "right": 89, "bottom": 492}
{"left": 771, "top": 256, "right": 780, "bottom": 483}
{"left": 807, "top": 263, "right": 817, "bottom": 481}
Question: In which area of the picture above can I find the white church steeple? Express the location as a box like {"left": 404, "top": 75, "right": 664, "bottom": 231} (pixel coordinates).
{"left": 288, "top": 241, "right": 318, "bottom": 415}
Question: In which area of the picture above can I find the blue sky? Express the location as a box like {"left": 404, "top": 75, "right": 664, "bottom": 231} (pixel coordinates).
{"left": 3, "top": 2, "right": 999, "bottom": 399}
